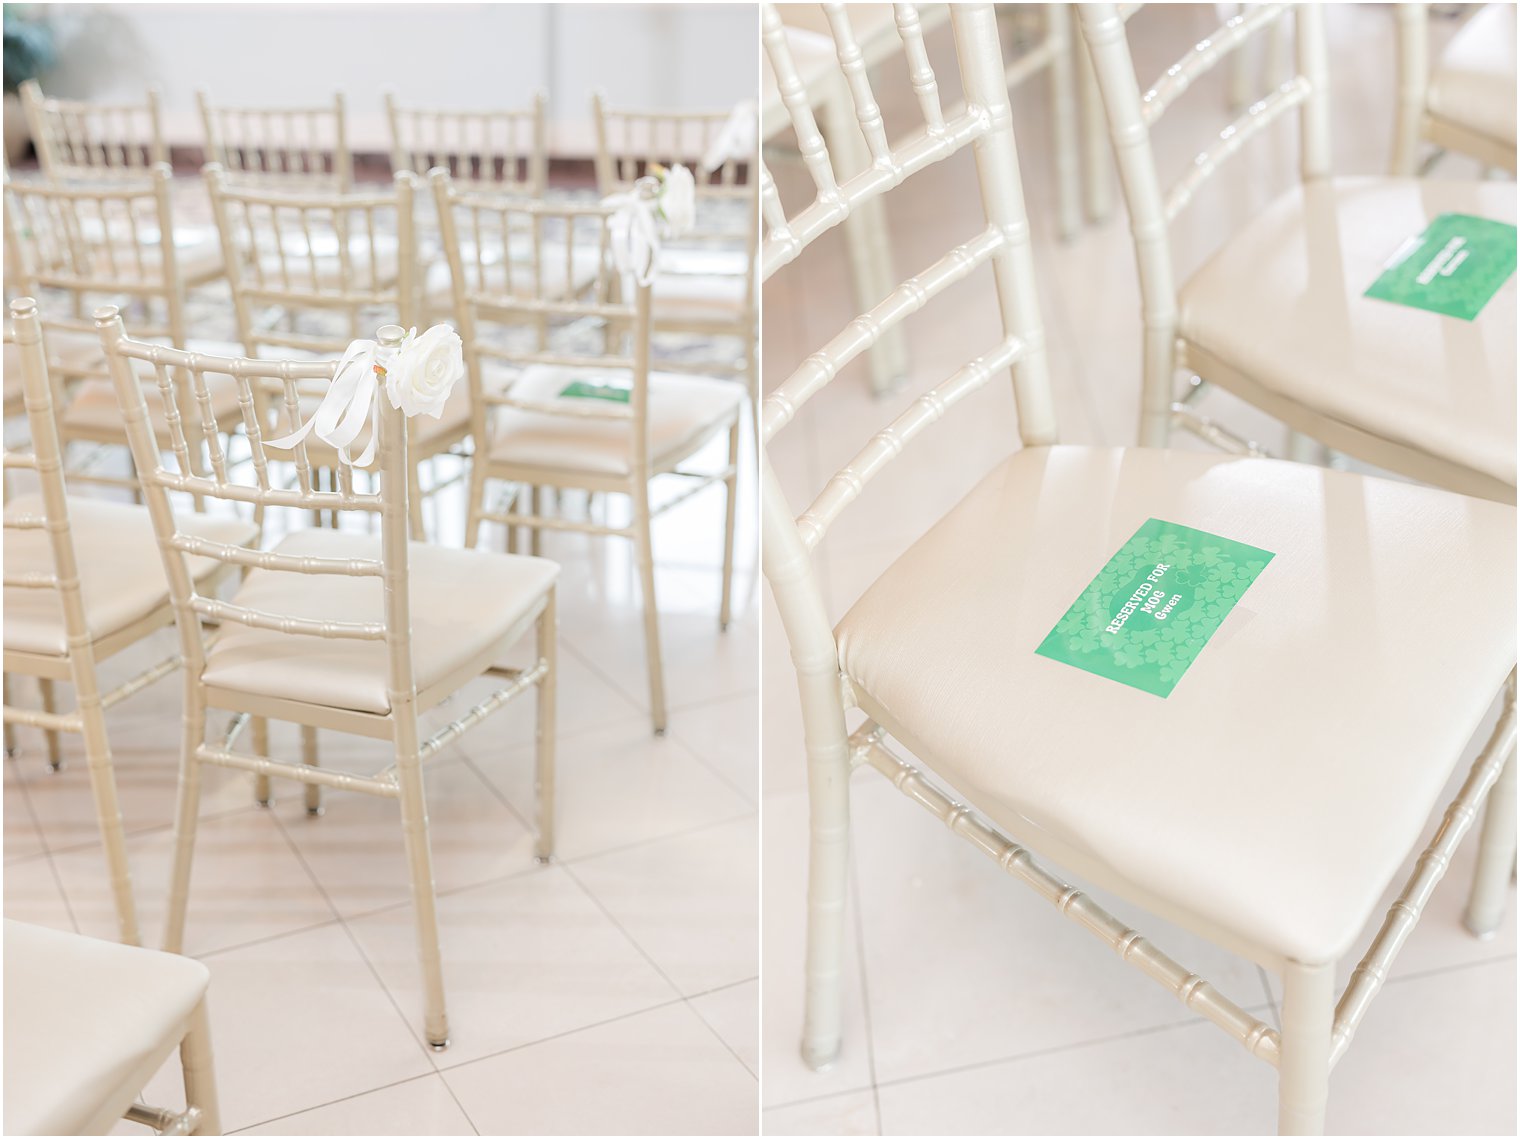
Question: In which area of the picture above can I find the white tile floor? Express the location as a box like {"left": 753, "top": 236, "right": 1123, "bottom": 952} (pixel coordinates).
{"left": 4, "top": 244, "right": 760, "bottom": 1133}
{"left": 760, "top": 5, "right": 1515, "bottom": 1136}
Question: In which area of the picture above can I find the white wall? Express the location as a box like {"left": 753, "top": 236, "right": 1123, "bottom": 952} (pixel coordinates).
{"left": 37, "top": 3, "right": 757, "bottom": 156}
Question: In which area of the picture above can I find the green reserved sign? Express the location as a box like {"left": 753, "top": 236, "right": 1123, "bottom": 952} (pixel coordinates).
{"left": 1364, "top": 212, "right": 1517, "bottom": 321}
{"left": 1035, "top": 518, "right": 1274, "bottom": 698}
{"left": 560, "top": 379, "right": 631, "bottom": 403}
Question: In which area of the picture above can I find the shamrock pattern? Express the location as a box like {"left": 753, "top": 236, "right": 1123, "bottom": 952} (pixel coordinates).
{"left": 1035, "top": 518, "right": 1275, "bottom": 698}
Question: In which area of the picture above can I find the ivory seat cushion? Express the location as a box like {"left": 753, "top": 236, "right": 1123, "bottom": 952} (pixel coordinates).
{"left": 1428, "top": 3, "right": 1517, "bottom": 149}
{"left": 201, "top": 529, "right": 559, "bottom": 715}
{"left": 835, "top": 445, "right": 1516, "bottom": 964}
{"left": 1178, "top": 177, "right": 1516, "bottom": 494}
{"left": 3, "top": 494, "right": 257, "bottom": 657}
{"left": 62, "top": 355, "right": 248, "bottom": 445}
{"left": 3, "top": 920, "right": 210, "bottom": 1137}
{"left": 3, "top": 326, "right": 109, "bottom": 385}
{"left": 653, "top": 271, "right": 749, "bottom": 324}
{"left": 484, "top": 365, "right": 744, "bottom": 477}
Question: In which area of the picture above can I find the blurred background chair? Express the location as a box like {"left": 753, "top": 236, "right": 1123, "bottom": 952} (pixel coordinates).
{"left": 197, "top": 90, "right": 352, "bottom": 193}
{"left": 3, "top": 919, "right": 220, "bottom": 1136}
{"left": 1392, "top": 3, "right": 1517, "bottom": 176}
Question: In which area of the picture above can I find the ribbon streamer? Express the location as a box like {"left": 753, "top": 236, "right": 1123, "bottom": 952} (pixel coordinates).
{"left": 604, "top": 188, "right": 662, "bottom": 288}
{"left": 263, "top": 337, "right": 391, "bottom": 467}
{"left": 701, "top": 100, "right": 758, "bottom": 173}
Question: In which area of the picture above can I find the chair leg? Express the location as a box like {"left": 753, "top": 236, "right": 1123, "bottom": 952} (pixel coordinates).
{"left": 632, "top": 485, "right": 668, "bottom": 735}
{"left": 78, "top": 695, "right": 140, "bottom": 946}
{"left": 1047, "top": 4, "right": 1082, "bottom": 242}
{"left": 3, "top": 674, "right": 16, "bottom": 757}
{"left": 301, "top": 724, "right": 322, "bottom": 817}
{"left": 38, "top": 678, "right": 62, "bottom": 770}
{"left": 534, "top": 590, "right": 557, "bottom": 863}
{"left": 531, "top": 484, "right": 545, "bottom": 557}
{"left": 164, "top": 685, "right": 208, "bottom": 955}
{"left": 395, "top": 746, "right": 449, "bottom": 1049}
{"left": 1466, "top": 705, "right": 1517, "bottom": 939}
{"left": 719, "top": 420, "right": 740, "bottom": 631}
{"left": 464, "top": 463, "right": 487, "bottom": 549}
{"left": 1277, "top": 960, "right": 1333, "bottom": 1136}
{"left": 252, "top": 716, "right": 271, "bottom": 807}
{"left": 179, "top": 995, "right": 221, "bottom": 1136}
{"left": 800, "top": 708, "right": 853, "bottom": 1071}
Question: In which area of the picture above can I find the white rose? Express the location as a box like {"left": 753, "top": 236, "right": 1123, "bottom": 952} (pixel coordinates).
{"left": 385, "top": 324, "right": 463, "bottom": 419}
{"left": 659, "top": 163, "right": 696, "bottom": 238}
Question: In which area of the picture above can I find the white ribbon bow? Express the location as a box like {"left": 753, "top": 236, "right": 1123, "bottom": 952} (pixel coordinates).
{"left": 701, "top": 99, "right": 758, "bottom": 173}
{"left": 264, "top": 337, "right": 393, "bottom": 467}
{"left": 604, "top": 188, "right": 663, "bottom": 288}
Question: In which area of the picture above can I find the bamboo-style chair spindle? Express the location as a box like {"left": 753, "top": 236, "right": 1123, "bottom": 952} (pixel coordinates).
{"left": 760, "top": 5, "right": 1517, "bottom": 1133}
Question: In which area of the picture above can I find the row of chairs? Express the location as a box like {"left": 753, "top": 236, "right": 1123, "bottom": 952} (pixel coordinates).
{"left": 760, "top": 3, "right": 1514, "bottom": 1136}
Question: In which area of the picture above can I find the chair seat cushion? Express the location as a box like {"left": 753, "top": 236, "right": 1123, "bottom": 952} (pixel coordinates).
{"left": 1429, "top": 3, "right": 1517, "bottom": 148}
{"left": 1178, "top": 177, "right": 1516, "bottom": 493}
{"left": 3, "top": 495, "right": 257, "bottom": 657}
{"left": 653, "top": 271, "right": 749, "bottom": 325}
{"left": 3, "top": 327, "right": 109, "bottom": 387}
{"left": 62, "top": 366, "right": 245, "bottom": 445}
{"left": 3, "top": 919, "right": 210, "bottom": 1137}
{"left": 835, "top": 445, "right": 1516, "bottom": 964}
{"left": 200, "top": 529, "right": 558, "bottom": 715}
{"left": 485, "top": 365, "right": 744, "bottom": 477}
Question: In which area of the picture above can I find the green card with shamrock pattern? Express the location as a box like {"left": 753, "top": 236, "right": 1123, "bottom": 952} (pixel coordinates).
{"left": 1363, "top": 213, "right": 1517, "bottom": 321}
{"left": 1035, "top": 518, "right": 1274, "bottom": 697}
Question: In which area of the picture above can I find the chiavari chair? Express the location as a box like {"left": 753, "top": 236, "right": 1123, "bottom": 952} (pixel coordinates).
{"left": 96, "top": 309, "right": 560, "bottom": 1051}
{"left": 20, "top": 80, "right": 168, "bottom": 183}
{"left": 593, "top": 94, "right": 760, "bottom": 412}
{"left": 204, "top": 164, "right": 469, "bottom": 538}
{"left": 196, "top": 90, "right": 352, "bottom": 193}
{"left": 433, "top": 170, "right": 743, "bottom": 735}
{"left": 1392, "top": 3, "right": 1517, "bottom": 176}
{"left": 3, "top": 297, "right": 258, "bottom": 947}
{"left": 761, "top": 4, "right": 1516, "bottom": 1132}
{"left": 4, "top": 919, "right": 221, "bottom": 1136}
{"left": 3, "top": 165, "right": 240, "bottom": 498}
{"left": 1080, "top": 4, "right": 1515, "bottom": 503}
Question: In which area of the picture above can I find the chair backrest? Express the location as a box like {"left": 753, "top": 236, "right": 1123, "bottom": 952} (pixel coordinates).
{"left": 1077, "top": 3, "right": 1330, "bottom": 445}
{"left": 21, "top": 80, "right": 168, "bottom": 183}
{"left": 94, "top": 306, "right": 418, "bottom": 702}
{"left": 385, "top": 91, "right": 548, "bottom": 197}
{"left": 592, "top": 93, "right": 753, "bottom": 200}
{"left": 3, "top": 298, "right": 89, "bottom": 649}
{"left": 197, "top": 91, "right": 352, "bottom": 193}
{"left": 759, "top": 2, "right": 1054, "bottom": 709}
{"left": 430, "top": 168, "right": 656, "bottom": 473}
{"left": 3, "top": 163, "right": 191, "bottom": 346}
{"left": 205, "top": 164, "right": 417, "bottom": 358}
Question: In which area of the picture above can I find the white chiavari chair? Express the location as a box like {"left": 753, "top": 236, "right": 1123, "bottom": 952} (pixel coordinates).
{"left": 196, "top": 91, "right": 352, "bottom": 193}
{"left": 4, "top": 920, "right": 221, "bottom": 1137}
{"left": 761, "top": 4, "right": 1516, "bottom": 1132}
{"left": 592, "top": 94, "right": 760, "bottom": 411}
{"left": 3, "top": 165, "right": 240, "bottom": 497}
{"left": 433, "top": 170, "right": 743, "bottom": 736}
{"left": 96, "top": 309, "right": 560, "bottom": 1051}
{"left": 3, "top": 297, "right": 259, "bottom": 947}
{"left": 204, "top": 164, "right": 469, "bottom": 538}
{"left": 1080, "top": 4, "right": 1516, "bottom": 504}
{"left": 1392, "top": 3, "right": 1517, "bottom": 176}
{"left": 20, "top": 79, "right": 168, "bottom": 183}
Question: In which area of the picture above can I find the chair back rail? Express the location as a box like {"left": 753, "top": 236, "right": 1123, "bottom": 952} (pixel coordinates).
{"left": 197, "top": 91, "right": 352, "bottom": 192}
{"left": 1077, "top": 3, "right": 1330, "bottom": 445}
{"left": 94, "top": 308, "right": 416, "bottom": 694}
{"left": 592, "top": 94, "right": 752, "bottom": 197}
{"left": 21, "top": 80, "right": 168, "bottom": 182}
{"left": 385, "top": 91, "right": 548, "bottom": 196}
{"left": 430, "top": 169, "right": 655, "bottom": 468}
{"left": 205, "top": 164, "right": 418, "bottom": 357}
